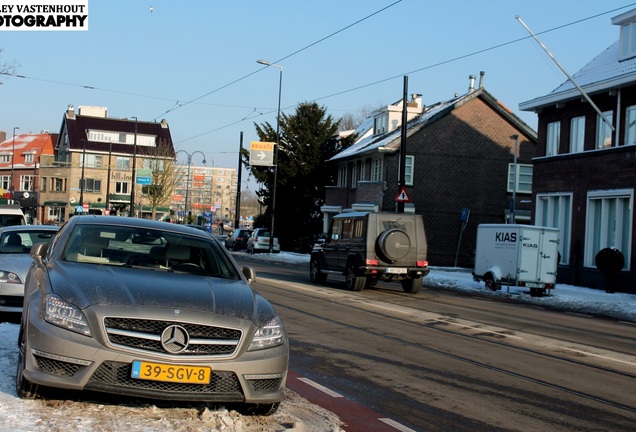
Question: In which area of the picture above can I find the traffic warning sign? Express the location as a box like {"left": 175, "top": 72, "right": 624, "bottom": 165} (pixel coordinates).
{"left": 395, "top": 187, "right": 411, "bottom": 202}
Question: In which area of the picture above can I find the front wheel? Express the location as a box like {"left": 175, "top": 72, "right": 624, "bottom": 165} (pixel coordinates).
{"left": 401, "top": 276, "right": 422, "bottom": 294}
{"left": 309, "top": 256, "right": 327, "bottom": 284}
{"left": 16, "top": 325, "right": 38, "bottom": 399}
{"left": 484, "top": 273, "right": 498, "bottom": 291}
{"left": 345, "top": 262, "right": 366, "bottom": 292}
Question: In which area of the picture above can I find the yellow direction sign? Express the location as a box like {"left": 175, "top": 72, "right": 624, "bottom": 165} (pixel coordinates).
{"left": 249, "top": 141, "right": 275, "bottom": 166}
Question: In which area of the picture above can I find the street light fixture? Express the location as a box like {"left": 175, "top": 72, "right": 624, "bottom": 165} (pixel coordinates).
{"left": 256, "top": 59, "right": 282, "bottom": 253}
{"left": 175, "top": 150, "right": 206, "bottom": 222}
{"left": 10, "top": 126, "right": 19, "bottom": 193}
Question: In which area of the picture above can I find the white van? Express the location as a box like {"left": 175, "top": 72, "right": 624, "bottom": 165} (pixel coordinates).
{"left": 0, "top": 205, "right": 27, "bottom": 226}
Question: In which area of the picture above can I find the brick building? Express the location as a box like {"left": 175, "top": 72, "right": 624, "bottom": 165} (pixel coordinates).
{"left": 324, "top": 76, "right": 537, "bottom": 267}
{"left": 520, "top": 8, "right": 636, "bottom": 292}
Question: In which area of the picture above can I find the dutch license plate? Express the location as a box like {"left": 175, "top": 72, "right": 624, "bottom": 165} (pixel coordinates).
{"left": 131, "top": 360, "right": 211, "bottom": 384}
{"left": 386, "top": 267, "right": 408, "bottom": 274}
{"left": 525, "top": 282, "right": 544, "bottom": 288}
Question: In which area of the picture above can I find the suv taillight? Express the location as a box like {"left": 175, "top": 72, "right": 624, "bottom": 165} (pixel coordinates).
{"left": 366, "top": 259, "right": 378, "bottom": 266}
{"left": 416, "top": 260, "right": 428, "bottom": 267}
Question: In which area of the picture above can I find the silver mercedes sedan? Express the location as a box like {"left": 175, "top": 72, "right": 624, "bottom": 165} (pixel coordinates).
{"left": 16, "top": 215, "right": 288, "bottom": 415}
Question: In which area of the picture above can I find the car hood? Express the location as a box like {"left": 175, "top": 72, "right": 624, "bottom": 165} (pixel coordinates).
{"left": 47, "top": 261, "right": 274, "bottom": 322}
{"left": 0, "top": 254, "right": 35, "bottom": 279}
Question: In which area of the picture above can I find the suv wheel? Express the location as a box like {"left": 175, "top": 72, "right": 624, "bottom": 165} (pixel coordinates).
{"left": 345, "top": 261, "right": 366, "bottom": 292}
{"left": 401, "top": 276, "right": 422, "bottom": 294}
{"left": 376, "top": 229, "right": 411, "bottom": 262}
{"left": 310, "top": 256, "right": 327, "bottom": 284}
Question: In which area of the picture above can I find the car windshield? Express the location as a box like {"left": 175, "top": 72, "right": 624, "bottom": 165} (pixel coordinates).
{"left": 62, "top": 224, "right": 239, "bottom": 279}
{"left": 0, "top": 230, "right": 57, "bottom": 254}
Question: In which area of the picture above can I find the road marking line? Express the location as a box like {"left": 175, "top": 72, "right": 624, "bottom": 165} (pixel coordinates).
{"left": 562, "top": 347, "right": 636, "bottom": 367}
{"left": 379, "top": 418, "right": 417, "bottom": 432}
{"left": 297, "top": 377, "right": 344, "bottom": 398}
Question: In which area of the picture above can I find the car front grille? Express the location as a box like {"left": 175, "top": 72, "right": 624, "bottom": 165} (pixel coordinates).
{"left": 249, "top": 377, "right": 284, "bottom": 393}
{"left": 34, "top": 354, "right": 83, "bottom": 377}
{"left": 103, "top": 317, "right": 242, "bottom": 356}
{"left": 86, "top": 361, "right": 244, "bottom": 400}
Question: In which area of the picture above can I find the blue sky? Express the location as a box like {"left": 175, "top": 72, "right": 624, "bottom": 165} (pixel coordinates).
{"left": 1, "top": 0, "right": 635, "bottom": 175}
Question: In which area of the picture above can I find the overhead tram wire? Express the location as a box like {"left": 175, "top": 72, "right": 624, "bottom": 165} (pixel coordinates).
{"left": 175, "top": 3, "right": 636, "bottom": 144}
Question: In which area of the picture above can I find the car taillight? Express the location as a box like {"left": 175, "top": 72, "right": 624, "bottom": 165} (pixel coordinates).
{"left": 416, "top": 260, "right": 428, "bottom": 267}
{"left": 366, "top": 259, "right": 378, "bottom": 266}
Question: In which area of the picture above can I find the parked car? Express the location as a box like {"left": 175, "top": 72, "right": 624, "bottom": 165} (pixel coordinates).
{"left": 0, "top": 205, "right": 27, "bottom": 227}
{"left": 0, "top": 225, "right": 59, "bottom": 313}
{"left": 310, "top": 212, "right": 429, "bottom": 293}
{"left": 225, "top": 228, "right": 253, "bottom": 250}
{"left": 16, "top": 216, "right": 288, "bottom": 415}
{"left": 247, "top": 228, "right": 280, "bottom": 254}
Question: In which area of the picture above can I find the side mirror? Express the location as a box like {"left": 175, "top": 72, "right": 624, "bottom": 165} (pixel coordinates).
{"left": 242, "top": 266, "right": 256, "bottom": 283}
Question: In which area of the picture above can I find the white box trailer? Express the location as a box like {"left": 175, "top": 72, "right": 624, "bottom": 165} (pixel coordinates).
{"left": 473, "top": 224, "right": 559, "bottom": 296}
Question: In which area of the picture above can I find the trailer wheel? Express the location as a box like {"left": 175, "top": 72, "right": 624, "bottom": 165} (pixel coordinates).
{"left": 484, "top": 273, "right": 497, "bottom": 291}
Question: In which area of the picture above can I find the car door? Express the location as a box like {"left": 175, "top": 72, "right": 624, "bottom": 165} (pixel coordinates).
{"left": 322, "top": 218, "right": 341, "bottom": 271}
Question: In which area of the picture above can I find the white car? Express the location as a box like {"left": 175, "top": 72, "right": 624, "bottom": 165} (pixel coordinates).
{"left": 0, "top": 225, "right": 59, "bottom": 312}
{"left": 247, "top": 228, "right": 280, "bottom": 253}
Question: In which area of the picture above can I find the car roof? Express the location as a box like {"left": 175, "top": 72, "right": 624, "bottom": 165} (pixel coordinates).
{"left": 0, "top": 225, "right": 60, "bottom": 233}
{"left": 69, "top": 216, "right": 211, "bottom": 238}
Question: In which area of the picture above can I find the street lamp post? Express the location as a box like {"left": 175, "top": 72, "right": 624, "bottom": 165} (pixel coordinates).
{"left": 105, "top": 139, "right": 113, "bottom": 213}
{"left": 175, "top": 150, "right": 206, "bottom": 222}
{"left": 129, "top": 117, "right": 138, "bottom": 217}
{"left": 10, "top": 126, "right": 19, "bottom": 194}
{"left": 79, "top": 138, "right": 87, "bottom": 213}
{"left": 256, "top": 59, "right": 283, "bottom": 253}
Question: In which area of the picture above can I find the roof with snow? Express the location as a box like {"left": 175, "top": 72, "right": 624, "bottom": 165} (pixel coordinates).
{"left": 0, "top": 133, "right": 57, "bottom": 169}
{"left": 520, "top": 29, "right": 636, "bottom": 111}
{"left": 330, "top": 88, "right": 536, "bottom": 161}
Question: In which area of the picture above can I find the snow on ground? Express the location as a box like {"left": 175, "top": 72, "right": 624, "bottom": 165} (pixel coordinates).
{"left": 249, "top": 251, "right": 636, "bottom": 323}
{"left": 0, "top": 250, "right": 633, "bottom": 432}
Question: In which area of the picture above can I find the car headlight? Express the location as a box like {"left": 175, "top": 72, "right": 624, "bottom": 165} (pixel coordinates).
{"left": 248, "top": 316, "right": 286, "bottom": 351}
{"left": 43, "top": 294, "right": 92, "bottom": 336}
{"left": 0, "top": 270, "right": 21, "bottom": 284}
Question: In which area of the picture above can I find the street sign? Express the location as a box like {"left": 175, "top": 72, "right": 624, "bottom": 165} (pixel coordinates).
{"left": 395, "top": 187, "right": 412, "bottom": 202}
{"left": 136, "top": 169, "right": 152, "bottom": 185}
{"left": 249, "top": 141, "right": 275, "bottom": 166}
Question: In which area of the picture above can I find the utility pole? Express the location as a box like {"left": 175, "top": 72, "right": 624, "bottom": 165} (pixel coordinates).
{"left": 397, "top": 76, "right": 408, "bottom": 213}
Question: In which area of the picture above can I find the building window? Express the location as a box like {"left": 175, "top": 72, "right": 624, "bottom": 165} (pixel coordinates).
{"left": 546, "top": 121, "right": 560, "bottom": 156}
{"left": 596, "top": 111, "right": 614, "bottom": 149}
{"left": 115, "top": 182, "right": 129, "bottom": 194}
{"left": 536, "top": 193, "right": 572, "bottom": 265}
{"left": 79, "top": 178, "right": 102, "bottom": 193}
{"left": 570, "top": 116, "right": 585, "bottom": 153}
{"left": 625, "top": 105, "right": 636, "bottom": 146}
{"left": 81, "top": 154, "right": 102, "bottom": 168}
{"left": 24, "top": 153, "right": 34, "bottom": 163}
{"left": 507, "top": 164, "right": 533, "bottom": 193}
{"left": 373, "top": 113, "right": 388, "bottom": 136}
{"left": 619, "top": 19, "right": 636, "bottom": 60}
{"left": 585, "top": 189, "right": 633, "bottom": 269}
{"left": 40, "top": 177, "right": 47, "bottom": 192}
{"left": 359, "top": 161, "right": 365, "bottom": 181}
{"left": 0, "top": 176, "right": 10, "bottom": 190}
{"left": 337, "top": 165, "right": 347, "bottom": 187}
{"left": 404, "top": 155, "right": 414, "bottom": 186}
{"left": 351, "top": 163, "right": 357, "bottom": 188}
{"left": 20, "top": 175, "right": 34, "bottom": 191}
{"left": 0, "top": 155, "right": 9, "bottom": 163}
{"left": 53, "top": 178, "right": 65, "bottom": 192}
{"left": 116, "top": 157, "right": 130, "bottom": 171}
{"left": 371, "top": 158, "right": 383, "bottom": 181}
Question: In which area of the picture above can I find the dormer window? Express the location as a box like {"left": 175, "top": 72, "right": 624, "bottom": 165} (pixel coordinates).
{"left": 373, "top": 113, "right": 388, "bottom": 136}
{"left": 613, "top": 9, "right": 636, "bottom": 60}
{"left": 619, "top": 20, "right": 636, "bottom": 60}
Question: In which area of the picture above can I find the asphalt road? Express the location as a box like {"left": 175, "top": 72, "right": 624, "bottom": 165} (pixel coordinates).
{"left": 234, "top": 253, "right": 636, "bottom": 432}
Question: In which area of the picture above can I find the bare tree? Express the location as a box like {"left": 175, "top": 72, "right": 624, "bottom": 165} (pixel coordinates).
{"left": 0, "top": 48, "right": 18, "bottom": 80}
{"left": 141, "top": 140, "right": 177, "bottom": 220}
{"left": 337, "top": 102, "right": 383, "bottom": 132}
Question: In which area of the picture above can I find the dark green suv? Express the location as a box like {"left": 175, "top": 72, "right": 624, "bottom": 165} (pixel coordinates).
{"left": 310, "top": 212, "right": 429, "bottom": 293}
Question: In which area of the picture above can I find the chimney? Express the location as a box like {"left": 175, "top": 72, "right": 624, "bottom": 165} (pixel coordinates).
{"left": 0, "top": 131, "right": 6, "bottom": 143}
{"left": 66, "top": 104, "right": 75, "bottom": 119}
{"left": 468, "top": 75, "right": 476, "bottom": 93}
{"left": 479, "top": 71, "right": 485, "bottom": 88}
{"left": 409, "top": 93, "right": 423, "bottom": 109}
